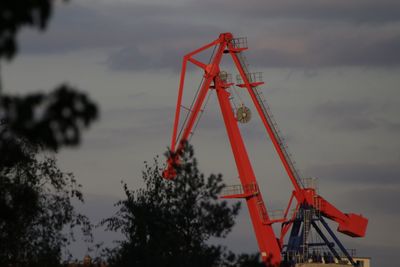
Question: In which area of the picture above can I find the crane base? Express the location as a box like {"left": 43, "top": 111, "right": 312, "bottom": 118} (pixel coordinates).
{"left": 295, "top": 257, "right": 371, "bottom": 267}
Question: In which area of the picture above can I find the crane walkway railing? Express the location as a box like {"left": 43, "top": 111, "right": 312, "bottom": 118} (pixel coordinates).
{"left": 230, "top": 37, "right": 248, "bottom": 49}
{"left": 221, "top": 183, "right": 280, "bottom": 225}
{"left": 220, "top": 183, "right": 258, "bottom": 197}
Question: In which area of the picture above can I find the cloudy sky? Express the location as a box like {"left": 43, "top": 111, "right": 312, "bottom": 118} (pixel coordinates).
{"left": 3, "top": 0, "right": 400, "bottom": 265}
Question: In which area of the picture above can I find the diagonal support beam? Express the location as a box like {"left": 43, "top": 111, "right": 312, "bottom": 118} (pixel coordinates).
{"left": 319, "top": 216, "right": 357, "bottom": 266}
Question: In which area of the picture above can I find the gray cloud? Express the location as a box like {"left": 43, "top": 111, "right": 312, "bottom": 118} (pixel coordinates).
{"left": 311, "top": 101, "right": 378, "bottom": 131}
{"left": 314, "top": 101, "right": 374, "bottom": 118}
{"left": 19, "top": 4, "right": 122, "bottom": 54}
{"left": 103, "top": 106, "right": 173, "bottom": 135}
{"left": 314, "top": 100, "right": 400, "bottom": 132}
{"left": 352, "top": 243, "right": 398, "bottom": 267}
{"left": 345, "top": 186, "right": 400, "bottom": 215}
{"left": 380, "top": 118, "right": 400, "bottom": 132}
{"left": 310, "top": 100, "right": 400, "bottom": 132}
{"left": 107, "top": 45, "right": 182, "bottom": 72}
{"left": 308, "top": 162, "right": 400, "bottom": 185}
{"left": 247, "top": 31, "right": 400, "bottom": 68}
{"left": 195, "top": 0, "right": 400, "bottom": 24}
{"left": 16, "top": 0, "right": 400, "bottom": 71}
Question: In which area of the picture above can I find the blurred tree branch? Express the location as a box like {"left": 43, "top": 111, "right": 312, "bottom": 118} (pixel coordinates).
{"left": 0, "top": 0, "right": 98, "bottom": 151}
{"left": 0, "top": 84, "right": 98, "bottom": 150}
{"left": 0, "top": 0, "right": 60, "bottom": 61}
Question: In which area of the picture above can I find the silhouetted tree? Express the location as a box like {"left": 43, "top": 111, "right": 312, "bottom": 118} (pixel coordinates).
{"left": 1, "top": 0, "right": 57, "bottom": 60}
{"left": 0, "top": 1, "right": 98, "bottom": 265}
{"left": 0, "top": 84, "right": 98, "bottom": 151}
{"left": 0, "top": 0, "right": 98, "bottom": 151}
{"left": 102, "top": 144, "right": 242, "bottom": 267}
{"left": 0, "top": 136, "right": 92, "bottom": 267}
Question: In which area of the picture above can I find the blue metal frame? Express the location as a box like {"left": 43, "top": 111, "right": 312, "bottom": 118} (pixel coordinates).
{"left": 282, "top": 205, "right": 359, "bottom": 267}
{"left": 319, "top": 216, "right": 357, "bottom": 266}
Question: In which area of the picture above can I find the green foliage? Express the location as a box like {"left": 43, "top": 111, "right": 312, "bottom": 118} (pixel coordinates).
{"left": 102, "top": 144, "right": 241, "bottom": 267}
{"left": 0, "top": 138, "right": 92, "bottom": 267}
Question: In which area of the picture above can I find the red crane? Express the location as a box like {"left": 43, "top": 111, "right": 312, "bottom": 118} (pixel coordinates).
{"left": 163, "top": 33, "right": 368, "bottom": 266}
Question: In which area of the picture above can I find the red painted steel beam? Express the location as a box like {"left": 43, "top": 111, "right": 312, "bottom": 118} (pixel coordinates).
{"left": 170, "top": 37, "right": 222, "bottom": 152}
{"left": 165, "top": 35, "right": 227, "bottom": 179}
{"left": 316, "top": 195, "right": 368, "bottom": 237}
{"left": 291, "top": 188, "right": 368, "bottom": 238}
{"left": 215, "top": 78, "right": 281, "bottom": 265}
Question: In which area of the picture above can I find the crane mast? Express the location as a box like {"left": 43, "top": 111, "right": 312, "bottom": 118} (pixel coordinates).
{"left": 163, "top": 33, "right": 368, "bottom": 266}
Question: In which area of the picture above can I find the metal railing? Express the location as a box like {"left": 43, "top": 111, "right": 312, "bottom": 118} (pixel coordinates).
{"left": 268, "top": 209, "right": 284, "bottom": 220}
{"left": 219, "top": 71, "right": 232, "bottom": 83}
{"left": 236, "top": 72, "right": 263, "bottom": 84}
{"left": 302, "top": 177, "right": 319, "bottom": 191}
{"left": 230, "top": 37, "right": 248, "bottom": 49}
{"left": 220, "top": 183, "right": 258, "bottom": 197}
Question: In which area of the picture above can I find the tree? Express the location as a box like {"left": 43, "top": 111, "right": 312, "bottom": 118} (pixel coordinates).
{"left": 0, "top": 135, "right": 92, "bottom": 267}
{"left": 0, "top": 1, "right": 97, "bottom": 266}
{"left": 102, "top": 144, "right": 241, "bottom": 267}
{"left": 0, "top": 2, "right": 97, "bottom": 264}
{"left": 0, "top": 0, "right": 98, "bottom": 151}
{"left": 0, "top": 84, "right": 98, "bottom": 151}
{"left": 1, "top": 0, "right": 57, "bottom": 60}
